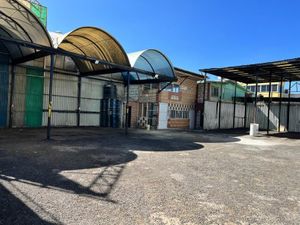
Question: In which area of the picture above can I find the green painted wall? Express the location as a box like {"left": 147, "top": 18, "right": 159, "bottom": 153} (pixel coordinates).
{"left": 24, "top": 68, "right": 44, "bottom": 127}
{"left": 211, "top": 82, "right": 246, "bottom": 101}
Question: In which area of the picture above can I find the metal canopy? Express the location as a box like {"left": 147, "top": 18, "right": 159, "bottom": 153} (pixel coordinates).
{"left": 200, "top": 57, "right": 300, "bottom": 83}
{"left": 56, "top": 26, "right": 131, "bottom": 74}
{"left": 127, "top": 49, "right": 176, "bottom": 84}
{"left": 0, "top": 0, "right": 52, "bottom": 59}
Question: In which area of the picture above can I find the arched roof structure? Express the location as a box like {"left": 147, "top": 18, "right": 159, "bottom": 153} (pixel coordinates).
{"left": 0, "top": 0, "right": 53, "bottom": 59}
{"left": 127, "top": 49, "right": 176, "bottom": 84}
{"left": 56, "top": 26, "right": 131, "bottom": 74}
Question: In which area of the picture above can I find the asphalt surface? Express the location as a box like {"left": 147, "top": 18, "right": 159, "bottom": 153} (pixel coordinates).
{"left": 0, "top": 128, "right": 299, "bottom": 225}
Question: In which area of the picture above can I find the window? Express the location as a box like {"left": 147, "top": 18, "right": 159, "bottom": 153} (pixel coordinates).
{"left": 211, "top": 86, "right": 219, "bottom": 97}
{"left": 169, "top": 110, "right": 189, "bottom": 119}
{"left": 272, "top": 84, "right": 278, "bottom": 92}
{"left": 261, "top": 85, "right": 267, "bottom": 92}
{"left": 162, "top": 83, "right": 180, "bottom": 93}
{"left": 143, "top": 83, "right": 159, "bottom": 91}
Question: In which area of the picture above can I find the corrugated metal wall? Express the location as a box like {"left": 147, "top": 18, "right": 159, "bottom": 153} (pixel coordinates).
{"left": 80, "top": 78, "right": 103, "bottom": 126}
{"left": 43, "top": 72, "right": 78, "bottom": 126}
{"left": 204, "top": 100, "right": 300, "bottom": 132}
{"left": 12, "top": 67, "right": 27, "bottom": 127}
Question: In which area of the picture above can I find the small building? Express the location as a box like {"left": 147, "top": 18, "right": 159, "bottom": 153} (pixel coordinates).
{"left": 243, "top": 82, "right": 285, "bottom": 98}
{"left": 128, "top": 67, "right": 204, "bottom": 129}
{"left": 201, "top": 80, "right": 247, "bottom": 102}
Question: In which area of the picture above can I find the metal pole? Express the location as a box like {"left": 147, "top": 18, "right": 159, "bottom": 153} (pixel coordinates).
{"left": 278, "top": 76, "right": 283, "bottom": 132}
{"left": 287, "top": 79, "right": 292, "bottom": 131}
{"left": 125, "top": 72, "right": 130, "bottom": 135}
{"left": 77, "top": 76, "right": 81, "bottom": 127}
{"left": 47, "top": 54, "right": 55, "bottom": 140}
{"left": 201, "top": 73, "right": 207, "bottom": 129}
{"left": 233, "top": 80, "right": 237, "bottom": 128}
{"left": 267, "top": 72, "right": 272, "bottom": 135}
{"left": 9, "top": 64, "right": 15, "bottom": 128}
{"left": 254, "top": 74, "right": 258, "bottom": 123}
{"left": 218, "top": 77, "right": 223, "bottom": 129}
{"left": 244, "top": 84, "right": 248, "bottom": 128}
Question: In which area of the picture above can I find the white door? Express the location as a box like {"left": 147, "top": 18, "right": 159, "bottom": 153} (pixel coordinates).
{"left": 158, "top": 103, "right": 168, "bottom": 129}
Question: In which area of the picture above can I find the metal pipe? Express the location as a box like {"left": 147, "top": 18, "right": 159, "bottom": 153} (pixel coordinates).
{"left": 233, "top": 80, "right": 237, "bottom": 128}
{"left": 218, "top": 77, "right": 223, "bottom": 129}
{"left": 287, "top": 79, "right": 292, "bottom": 131}
{"left": 77, "top": 76, "right": 81, "bottom": 127}
{"left": 278, "top": 76, "right": 283, "bottom": 132}
{"left": 267, "top": 72, "right": 272, "bottom": 134}
{"left": 47, "top": 54, "right": 55, "bottom": 140}
{"left": 9, "top": 64, "right": 15, "bottom": 128}
{"left": 125, "top": 72, "right": 130, "bottom": 135}
{"left": 244, "top": 84, "right": 248, "bottom": 128}
{"left": 201, "top": 73, "right": 207, "bottom": 129}
{"left": 254, "top": 74, "right": 258, "bottom": 123}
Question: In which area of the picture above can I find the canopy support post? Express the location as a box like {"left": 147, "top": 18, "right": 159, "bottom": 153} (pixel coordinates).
{"left": 201, "top": 73, "right": 207, "bottom": 129}
{"left": 254, "top": 74, "right": 258, "bottom": 123}
{"left": 244, "top": 84, "right": 248, "bottom": 129}
{"left": 77, "top": 76, "right": 81, "bottom": 127}
{"left": 47, "top": 54, "right": 55, "bottom": 140}
{"left": 267, "top": 72, "right": 272, "bottom": 135}
{"left": 233, "top": 80, "right": 237, "bottom": 128}
{"left": 125, "top": 72, "right": 130, "bottom": 135}
{"left": 287, "top": 79, "right": 292, "bottom": 131}
{"left": 218, "top": 77, "right": 223, "bottom": 129}
{"left": 278, "top": 76, "right": 283, "bottom": 132}
{"left": 9, "top": 64, "right": 16, "bottom": 128}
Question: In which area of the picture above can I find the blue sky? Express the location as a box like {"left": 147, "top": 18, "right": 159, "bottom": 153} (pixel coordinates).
{"left": 43, "top": 0, "right": 300, "bottom": 76}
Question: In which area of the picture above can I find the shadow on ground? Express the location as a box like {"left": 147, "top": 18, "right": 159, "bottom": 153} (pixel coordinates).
{"left": 0, "top": 127, "right": 241, "bottom": 224}
{"left": 267, "top": 132, "right": 300, "bottom": 139}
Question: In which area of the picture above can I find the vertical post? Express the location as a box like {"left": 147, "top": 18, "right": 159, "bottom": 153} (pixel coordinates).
{"left": 201, "top": 73, "right": 207, "bottom": 129}
{"left": 254, "top": 74, "right": 258, "bottom": 123}
{"left": 244, "top": 84, "right": 248, "bottom": 128}
{"left": 278, "top": 76, "right": 283, "bottom": 132}
{"left": 125, "top": 72, "right": 130, "bottom": 135}
{"left": 233, "top": 80, "right": 237, "bottom": 128}
{"left": 47, "top": 54, "right": 55, "bottom": 140}
{"left": 218, "top": 77, "right": 223, "bottom": 129}
{"left": 267, "top": 72, "right": 272, "bottom": 134}
{"left": 77, "top": 76, "right": 81, "bottom": 127}
{"left": 286, "top": 79, "right": 292, "bottom": 131}
{"left": 9, "top": 64, "right": 15, "bottom": 128}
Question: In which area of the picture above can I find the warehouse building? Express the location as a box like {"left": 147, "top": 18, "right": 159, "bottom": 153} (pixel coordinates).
{"left": 0, "top": 0, "right": 183, "bottom": 135}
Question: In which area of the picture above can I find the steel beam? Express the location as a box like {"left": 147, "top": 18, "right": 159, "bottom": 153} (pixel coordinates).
{"left": 254, "top": 74, "right": 258, "bottom": 123}
{"left": 125, "top": 72, "right": 130, "bottom": 135}
{"left": 8, "top": 64, "right": 15, "bottom": 128}
{"left": 287, "top": 80, "right": 292, "bottom": 131}
{"left": 201, "top": 73, "right": 207, "bottom": 129}
{"left": 278, "top": 76, "right": 283, "bottom": 132}
{"left": 218, "top": 77, "right": 223, "bottom": 129}
{"left": 244, "top": 84, "right": 248, "bottom": 128}
{"left": 267, "top": 72, "right": 272, "bottom": 134}
{"left": 0, "top": 36, "right": 176, "bottom": 83}
{"left": 13, "top": 50, "right": 50, "bottom": 64}
{"left": 47, "top": 54, "right": 55, "bottom": 140}
{"left": 77, "top": 76, "right": 81, "bottom": 127}
{"left": 233, "top": 80, "right": 237, "bottom": 128}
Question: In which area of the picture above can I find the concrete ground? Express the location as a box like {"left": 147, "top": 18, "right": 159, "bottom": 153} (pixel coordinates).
{"left": 0, "top": 128, "right": 299, "bottom": 225}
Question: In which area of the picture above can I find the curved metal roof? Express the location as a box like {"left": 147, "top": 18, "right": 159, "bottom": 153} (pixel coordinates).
{"left": 56, "top": 26, "right": 131, "bottom": 74}
{"left": 127, "top": 49, "right": 176, "bottom": 83}
{"left": 0, "top": 0, "right": 53, "bottom": 59}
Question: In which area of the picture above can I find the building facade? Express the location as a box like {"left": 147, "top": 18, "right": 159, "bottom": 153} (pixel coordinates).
{"left": 128, "top": 68, "right": 203, "bottom": 129}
